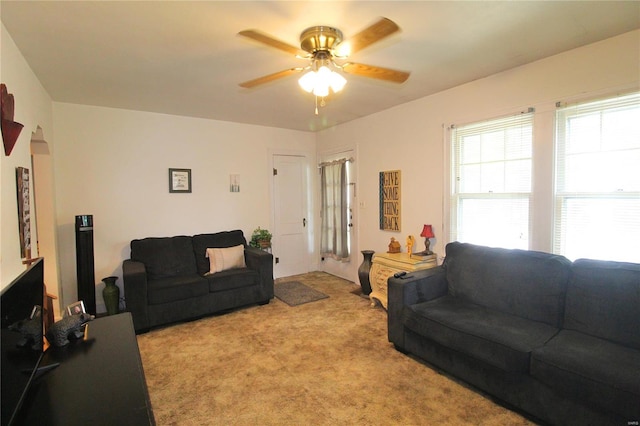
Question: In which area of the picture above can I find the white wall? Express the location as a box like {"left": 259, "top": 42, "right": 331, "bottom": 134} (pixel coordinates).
{"left": 1, "top": 24, "right": 55, "bottom": 289}
{"left": 318, "top": 30, "right": 640, "bottom": 261}
{"left": 53, "top": 103, "right": 315, "bottom": 311}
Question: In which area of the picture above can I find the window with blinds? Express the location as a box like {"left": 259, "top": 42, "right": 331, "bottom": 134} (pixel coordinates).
{"left": 450, "top": 111, "right": 533, "bottom": 249}
{"left": 554, "top": 92, "right": 640, "bottom": 262}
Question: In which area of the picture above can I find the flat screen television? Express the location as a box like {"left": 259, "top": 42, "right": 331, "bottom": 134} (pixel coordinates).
{"left": 1, "top": 258, "right": 45, "bottom": 426}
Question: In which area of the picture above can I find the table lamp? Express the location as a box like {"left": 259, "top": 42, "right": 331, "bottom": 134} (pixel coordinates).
{"left": 420, "top": 224, "right": 435, "bottom": 255}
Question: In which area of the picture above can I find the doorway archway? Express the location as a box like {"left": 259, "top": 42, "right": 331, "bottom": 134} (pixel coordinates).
{"left": 30, "top": 127, "right": 62, "bottom": 319}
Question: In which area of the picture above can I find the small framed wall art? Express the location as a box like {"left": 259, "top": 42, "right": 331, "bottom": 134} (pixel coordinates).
{"left": 230, "top": 174, "right": 240, "bottom": 193}
{"left": 16, "top": 166, "right": 31, "bottom": 258}
{"left": 169, "top": 168, "right": 191, "bottom": 193}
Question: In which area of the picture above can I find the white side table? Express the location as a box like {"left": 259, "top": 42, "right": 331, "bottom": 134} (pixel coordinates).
{"left": 369, "top": 252, "right": 437, "bottom": 309}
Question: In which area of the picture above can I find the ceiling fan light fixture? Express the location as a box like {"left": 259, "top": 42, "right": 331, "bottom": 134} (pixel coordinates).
{"left": 334, "top": 42, "right": 351, "bottom": 58}
{"left": 298, "top": 70, "right": 316, "bottom": 93}
{"left": 311, "top": 66, "right": 330, "bottom": 96}
{"left": 313, "top": 83, "right": 330, "bottom": 98}
{"left": 298, "top": 65, "right": 346, "bottom": 97}
{"left": 329, "top": 70, "right": 347, "bottom": 93}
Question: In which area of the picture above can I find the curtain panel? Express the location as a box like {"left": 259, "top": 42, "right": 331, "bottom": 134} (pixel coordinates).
{"left": 320, "top": 159, "right": 350, "bottom": 261}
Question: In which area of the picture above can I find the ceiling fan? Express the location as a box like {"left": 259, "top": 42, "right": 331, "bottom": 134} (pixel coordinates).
{"left": 238, "top": 17, "right": 410, "bottom": 112}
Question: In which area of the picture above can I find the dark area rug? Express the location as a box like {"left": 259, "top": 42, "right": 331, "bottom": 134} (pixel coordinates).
{"left": 275, "top": 281, "right": 329, "bottom": 306}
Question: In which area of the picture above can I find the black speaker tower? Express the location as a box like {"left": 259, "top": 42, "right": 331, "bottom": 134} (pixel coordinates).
{"left": 75, "top": 215, "right": 96, "bottom": 314}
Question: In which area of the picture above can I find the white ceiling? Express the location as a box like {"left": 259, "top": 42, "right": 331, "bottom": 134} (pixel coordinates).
{"left": 2, "top": 1, "right": 639, "bottom": 132}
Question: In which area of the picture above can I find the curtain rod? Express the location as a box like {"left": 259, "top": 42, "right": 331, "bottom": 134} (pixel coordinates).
{"left": 318, "top": 157, "right": 354, "bottom": 168}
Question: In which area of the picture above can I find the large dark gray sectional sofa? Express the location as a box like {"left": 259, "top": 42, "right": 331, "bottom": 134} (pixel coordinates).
{"left": 123, "top": 230, "right": 273, "bottom": 333}
{"left": 388, "top": 241, "right": 639, "bottom": 425}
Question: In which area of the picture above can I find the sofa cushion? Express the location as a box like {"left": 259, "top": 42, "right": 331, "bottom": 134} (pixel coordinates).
{"left": 147, "top": 274, "right": 208, "bottom": 305}
{"left": 130, "top": 236, "right": 197, "bottom": 280}
{"left": 444, "top": 242, "right": 571, "bottom": 327}
{"left": 404, "top": 295, "right": 559, "bottom": 372}
{"left": 564, "top": 259, "right": 640, "bottom": 350}
{"left": 205, "top": 245, "right": 246, "bottom": 274}
{"left": 205, "top": 268, "right": 259, "bottom": 292}
{"left": 192, "top": 230, "right": 247, "bottom": 275}
{"left": 531, "top": 330, "right": 640, "bottom": 419}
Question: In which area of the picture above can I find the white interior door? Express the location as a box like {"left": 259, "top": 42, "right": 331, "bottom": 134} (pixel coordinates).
{"left": 273, "top": 155, "right": 308, "bottom": 278}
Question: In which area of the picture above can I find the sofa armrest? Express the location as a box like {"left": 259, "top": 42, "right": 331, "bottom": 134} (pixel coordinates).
{"left": 388, "top": 266, "right": 448, "bottom": 348}
{"left": 123, "top": 259, "right": 150, "bottom": 332}
{"left": 244, "top": 247, "right": 274, "bottom": 300}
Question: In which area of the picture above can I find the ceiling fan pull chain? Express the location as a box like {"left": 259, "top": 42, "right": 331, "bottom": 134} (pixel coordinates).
{"left": 314, "top": 96, "right": 319, "bottom": 115}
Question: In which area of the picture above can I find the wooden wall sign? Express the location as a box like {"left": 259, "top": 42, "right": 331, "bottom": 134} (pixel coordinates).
{"left": 379, "top": 170, "right": 401, "bottom": 232}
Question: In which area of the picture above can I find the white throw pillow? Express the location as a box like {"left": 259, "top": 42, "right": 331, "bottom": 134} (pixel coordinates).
{"left": 205, "top": 245, "right": 246, "bottom": 275}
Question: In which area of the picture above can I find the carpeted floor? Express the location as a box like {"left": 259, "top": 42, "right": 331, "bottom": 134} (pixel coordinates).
{"left": 137, "top": 272, "right": 536, "bottom": 425}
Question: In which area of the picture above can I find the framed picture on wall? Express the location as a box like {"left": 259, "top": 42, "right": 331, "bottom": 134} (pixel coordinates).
{"left": 16, "top": 166, "right": 31, "bottom": 258}
{"left": 169, "top": 168, "right": 192, "bottom": 193}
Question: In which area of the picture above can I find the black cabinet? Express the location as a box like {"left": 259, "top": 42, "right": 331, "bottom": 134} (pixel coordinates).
{"left": 19, "top": 313, "right": 155, "bottom": 425}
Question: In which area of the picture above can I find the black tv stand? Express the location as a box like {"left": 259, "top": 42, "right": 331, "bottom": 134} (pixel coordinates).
{"left": 18, "top": 313, "right": 155, "bottom": 425}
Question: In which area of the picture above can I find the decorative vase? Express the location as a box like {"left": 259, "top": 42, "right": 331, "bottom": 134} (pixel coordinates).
{"left": 258, "top": 239, "right": 271, "bottom": 249}
{"left": 102, "top": 276, "right": 120, "bottom": 316}
{"left": 358, "top": 250, "right": 375, "bottom": 295}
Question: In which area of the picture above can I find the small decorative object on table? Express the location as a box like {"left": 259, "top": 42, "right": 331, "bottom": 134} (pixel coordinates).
{"left": 46, "top": 313, "right": 95, "bottom": 347}
{"left": 249, "top": 227, "right": 272, "bottom": 250}
{"left": 418, "top": 224, "right": 435, "bottom": 255}
{"left": 102, "top": 276, "right": 120, "bottom": 316}
{"left": 387, "top": 237, "right": 401, "bottom": 253}
{"left": 406, "top": 235, "right": 415, "bottom": 254}
{"left": 65, "top": 300, "right": 86, "bottom": 316}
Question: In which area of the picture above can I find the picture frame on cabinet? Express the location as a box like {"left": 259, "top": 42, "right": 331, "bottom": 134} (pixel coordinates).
{"left": 65, "top": 300, "right": 86, "bottom": 317}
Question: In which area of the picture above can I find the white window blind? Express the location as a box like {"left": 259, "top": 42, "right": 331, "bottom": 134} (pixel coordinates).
{"left": 450, "top": 111, "right": 533, "bottom": 249}
{"left": 554, "top": 92, "right": 640, "bottom": 262}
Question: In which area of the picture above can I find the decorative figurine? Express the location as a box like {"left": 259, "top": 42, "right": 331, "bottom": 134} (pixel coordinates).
{"left": 406, "top": 235, "right": 415, "bottom": 254}
{"left": 46, "top": 313, "right": 95, "bottom": 347}
{"left": 388, "top": 237, "right": 401, "bottom": 253}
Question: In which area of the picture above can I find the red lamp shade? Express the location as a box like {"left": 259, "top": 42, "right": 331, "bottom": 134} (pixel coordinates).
{"left": 420, "top": 224, "right": 435, "bottom": 239}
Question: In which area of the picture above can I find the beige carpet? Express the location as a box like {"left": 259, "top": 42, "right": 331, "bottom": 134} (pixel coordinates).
{"left": 137, "top": 272, "right": 536, "bottom": 425}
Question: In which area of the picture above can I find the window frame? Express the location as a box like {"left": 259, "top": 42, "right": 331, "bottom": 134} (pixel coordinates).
{"left": 449, "top": 110, "right": 535, "bottom": 250}
{"left": 553, "top": 91, "right": 640, "bottom": 262}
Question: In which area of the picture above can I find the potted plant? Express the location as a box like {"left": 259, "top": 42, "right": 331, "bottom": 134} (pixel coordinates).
{"left": 249, "top": 227, "right": 272, "bottom": 249}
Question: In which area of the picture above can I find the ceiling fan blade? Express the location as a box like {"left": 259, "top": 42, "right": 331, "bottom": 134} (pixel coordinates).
{"left": 338, "top": 17, "right": 400, "bottom": 56}
{"left": 239, "top": 68, "right": 303, "bottom": 88}
{"left": 342, "top": 63, "right": 410, "bottom": 83}
{"left": 238, "top": 30, "right": 306, "bottom": 57}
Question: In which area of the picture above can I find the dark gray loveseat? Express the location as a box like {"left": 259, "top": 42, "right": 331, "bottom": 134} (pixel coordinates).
{"left": 123, "top": 230, "right": 273, "bottom": 333}
{"left": 388, "top": 242, "right": 639, "bottom": 425}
